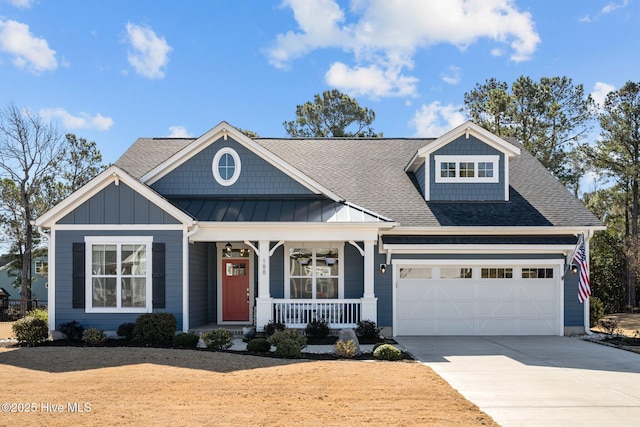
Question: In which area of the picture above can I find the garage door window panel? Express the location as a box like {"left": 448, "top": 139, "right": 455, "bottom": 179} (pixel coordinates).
{"left": 440, "top": 267, "right": 472, "bottom": 279}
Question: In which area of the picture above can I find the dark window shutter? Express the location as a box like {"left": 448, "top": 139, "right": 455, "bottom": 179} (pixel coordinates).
{"left": 72, "top": 242, "right": 86, "bottom": 309}
{"left": 152, "top": 242, "right": 166, "bottom": 309}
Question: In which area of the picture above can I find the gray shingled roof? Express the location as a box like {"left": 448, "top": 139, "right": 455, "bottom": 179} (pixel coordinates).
{"left": 115, "top": 135, "right": 602, "bottom": 228}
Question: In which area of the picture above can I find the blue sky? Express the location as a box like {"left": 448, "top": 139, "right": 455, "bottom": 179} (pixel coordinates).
{"left": 0, "top": 0, "right": 638, "bottom": 167}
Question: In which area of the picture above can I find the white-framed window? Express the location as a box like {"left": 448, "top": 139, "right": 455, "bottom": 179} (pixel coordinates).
{"left": 440, "top": 267, "right": 473, "bottom": 279}
{"left": 481, "top": 267, "right": 513, "bottom": 279}
{"left": 85, "top": 236, "right": 153, "bottom": 313}
{"left": 35, "top": 260, "right": 48, "bottom": 276}
{"left": 434, "top": 155, "right": 499, "bottom": 183}
{"left": 285, "top": 243, "right": 344, "bottom": 299}
{"left": 212, "top": 147, "right": 241, "bottom": 186}
{"left": 522, "top": 268, "right": 554, "bottom": 279}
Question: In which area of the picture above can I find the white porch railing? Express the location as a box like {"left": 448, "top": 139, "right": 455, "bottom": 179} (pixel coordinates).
{"left": 273, "top": 299, "right": 361, "bottom": 329}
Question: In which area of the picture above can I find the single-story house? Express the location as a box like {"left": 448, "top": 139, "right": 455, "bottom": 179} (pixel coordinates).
{"left": 0, "top": 256, "right": 48, "bottom": 304}
{"left": 35, "top": 121, "right": 604, "bottom": 336}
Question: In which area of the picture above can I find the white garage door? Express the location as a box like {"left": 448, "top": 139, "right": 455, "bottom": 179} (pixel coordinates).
{"left": 395, "top": 263, "right": 561, "bottom": 336}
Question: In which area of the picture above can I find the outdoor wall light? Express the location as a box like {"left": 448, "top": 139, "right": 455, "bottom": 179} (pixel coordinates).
{"left": 570, "top": 264, "right": 579, "bottom": 274}
{"left": 379, "top": 264, "right": 387, "bottom": 274}
{"left": 225, "top": 242, "right": 233, "bottom": 253}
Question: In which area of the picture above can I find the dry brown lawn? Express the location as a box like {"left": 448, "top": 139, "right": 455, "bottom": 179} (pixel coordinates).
{"left": 0, "top": 339, "right": 497, "bottom": 426}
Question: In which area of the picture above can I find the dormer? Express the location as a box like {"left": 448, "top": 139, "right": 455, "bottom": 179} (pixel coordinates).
{"left": 406, "top": 121, "right": 520, "bottom": 202}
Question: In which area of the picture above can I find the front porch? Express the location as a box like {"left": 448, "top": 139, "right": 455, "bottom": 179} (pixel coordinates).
{"left": 272, "top": 299, "right": 362, "bottom": 329}
{"left": 187, "top": 237, "right": 381, "bottom": 332}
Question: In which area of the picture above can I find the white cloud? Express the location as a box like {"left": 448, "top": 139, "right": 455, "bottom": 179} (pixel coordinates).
{"left": 268, "top": 0, "right": 540, "bottom": 98}
{"left": 325, "top": 62, "right": 418, "bottom": 98}
{"left": 410, "top": 101, "right": 466, "bottom": 137}
{"left": 0, "top": 19, "right": 57, "bottom": 74}
{"left": 167, "top": 125, "right": 191, "bottom": 137}
{"left": 602, "top": 0, "right": 629, "bottom": 14}
{"left": 125, "top": 22, "right": 172, "bottom": 79}
{"left": 441, "top": 65, "right": 461, "bottom": 85}
{"left": 1, "top": 0, "right": 35, "bottom": 8}
{"left": 39, "top": 108, "right": 114, "bottom": 131}
{"left": 592, "top": 82, "right": 615, "bottom": 109}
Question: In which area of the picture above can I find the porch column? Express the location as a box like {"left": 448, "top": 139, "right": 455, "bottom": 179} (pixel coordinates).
{"left": 255, "top": 240, "right": 272, "bottom": 331}
{"left": 361, "top": 239, "right": 377, "bottom": 323}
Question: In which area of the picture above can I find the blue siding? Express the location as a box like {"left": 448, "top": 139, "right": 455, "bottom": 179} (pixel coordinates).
{"left": 58, "top": 182, "right": 181, "bottom": 225}
{"left": 375, "top": 251, "right": 393, "bottom": 327}
{"left": 269, "top": 246, "right": 284, "bottom": 298}
{"left": 207, "top": 244, "right": 217, "bottom": 323}
{"left": 563, "top": 267, "right": 584, "bottom": 326}
{"left": 344, "top": 243, "right": 364, "bottom": 299}
{"left": 54, "top": 229, "right": 184, "bottom": 331}
{"left": 151, "top": 137, "right": 314, "bottom": 196}
{"left": 189, "top": 242, "right": 209, "bottom": 328}
{"left": 429, "top": 135, "right": 505, "bottom": 201}
{"left": 415, "top": 162, "right": 426, "bottom": 198}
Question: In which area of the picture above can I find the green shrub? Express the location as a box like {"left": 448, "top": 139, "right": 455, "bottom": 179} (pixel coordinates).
{"left": 590, "top": 297, "right": 605, "bottom": 328}
{"left": 134, "top": 313, "right": 177, "bottom": 345}
{"left": 268, "top": 329, "right": 306, "bottom": 358}
{"left": 246, "top": 338, "right": 272, "bottom": 353}
{"left": 356, "top": 320, "right": 380, "bottom": 342}
{"left": 273, "top": 339, "right": 303, "bottom": 358}
{"left": 83, "top": 328, "right": 107, "bottom": 345}
{"left": 27, "top": 308, "right": 48, "bottom": 323}
{"left": 60, "top": 321, "right": 84, "bottom": 341}
{"left": 373, "top": 344, "right": 402, "bottom": 361}
{"left": 306, "top": 319, "right": 330, "bottom": 338}
{"left": 372, "top": 342, "right": 387, "bottom": 352}
{"left": 202, "top": 328, "right": 234, "bottom": 351}
{"left": 173, "top": 332, "right": 200, "bottom": 348}
{"left": 334, "top": 339, "right": 358, "bottom": 358}
{"left": 12, "top": 316, "right": 49, "bottom": 346}
{"left": 117, "top": 322, "right": 136, "bottom": 341}
{"left": 263, "top": 320, "right": 286, "bottom": 337}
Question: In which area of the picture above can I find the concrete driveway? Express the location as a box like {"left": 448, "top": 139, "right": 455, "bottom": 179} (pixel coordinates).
{"left": 395, "top": 336, "right": 640, "bottom": 427}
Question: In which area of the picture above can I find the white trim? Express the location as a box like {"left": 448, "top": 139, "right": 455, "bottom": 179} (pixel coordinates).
{"left": 381, "top": 226, "right": 606, "bottom": 235}
{"left": 392, "top": 258, "right": 564, "bottom": 337}
{"left": 283, "top": 242, "right": 344, "bottom": 300}
{"left": 35, "top": 165, "right": 195, "bottom": 228}
{"left": 182, "top": 228, "right": 190, "bottom": 332}
{"left": 84, "top": 236, "right": 153, "bottom": 314}
{"left": 48, "top": 228, "right": 56, "bottom": 331}
{"left": 212, "top": 147, "right": 241, "bottom": 186}
{"left": 216, "top": 242, "right": 254, "bottom": 325}
{"left": 381, "top": 244, "right": 576, "bottom": 255}
{"left": 190, "top": 222, "right": 383, "bottom": 242}
{"left": 434, "top": 155, "right": 500, "bottom": 183}
{"left": 53, "top": 224, "right": 186, "bottom": 231}
{"left": 140, "top": 121, "right": 344, "bottom": 202}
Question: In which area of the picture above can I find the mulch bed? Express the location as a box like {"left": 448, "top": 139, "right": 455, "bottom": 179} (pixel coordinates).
{"left": 24, "top": 335, "right": 412, "bottom": 361}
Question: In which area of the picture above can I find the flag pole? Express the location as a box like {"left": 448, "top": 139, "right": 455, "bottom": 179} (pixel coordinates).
{"left": 562, "top": 233, "right": 584, "bottom": 279}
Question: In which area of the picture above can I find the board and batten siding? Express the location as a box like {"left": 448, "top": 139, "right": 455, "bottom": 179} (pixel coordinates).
{"left": 429, "top": 135, "right": 505, "bottom": 201}
{"left": 58, "top": 182, "right": 181, "bottom": 225}
{"left": 151, "top": 136, "right": 315, "bottom": 196}
{"left": 189, "top": 242, "right": 209, "bottom": 328}
{"left": 54, "top": 229, "right": 184, "bottom": 331}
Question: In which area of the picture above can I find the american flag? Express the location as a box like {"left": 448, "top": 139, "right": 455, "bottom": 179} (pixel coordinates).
{"left": 573, "top": 239, "right": 591, "bottom": 303}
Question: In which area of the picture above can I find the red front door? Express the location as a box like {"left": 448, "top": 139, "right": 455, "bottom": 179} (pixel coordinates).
{"left": 222, "top": 260, "right": 250, "bottom": 321}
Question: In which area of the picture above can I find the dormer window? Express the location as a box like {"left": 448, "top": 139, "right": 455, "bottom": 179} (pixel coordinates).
{"left": 435, "top": 155, "right": 499, "bottom": 183}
